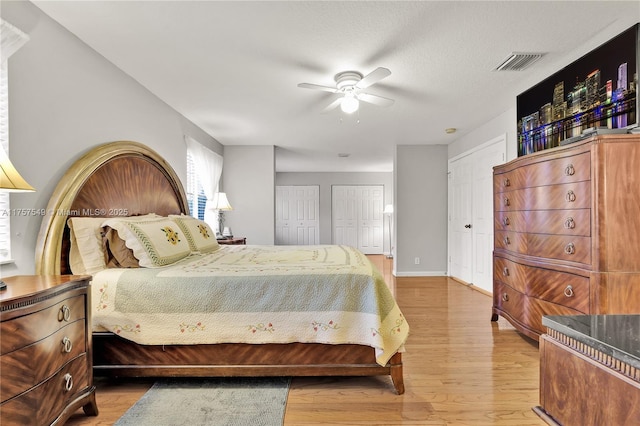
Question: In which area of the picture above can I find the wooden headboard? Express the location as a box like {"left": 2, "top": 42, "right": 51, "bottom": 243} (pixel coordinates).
{"left": 36, "top": 141, "right": 189, "bottom": 275}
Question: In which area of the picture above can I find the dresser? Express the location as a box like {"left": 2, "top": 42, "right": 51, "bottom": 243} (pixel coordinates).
{"left": 492, "top": 134, "right": 640, "bottom": 340}
{"left": 0, "top": 275, "right": 98, "bottom": 425}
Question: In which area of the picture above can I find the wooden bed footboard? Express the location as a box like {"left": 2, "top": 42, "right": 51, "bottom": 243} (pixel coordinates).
{"left": 93, "top": 332, "right": 405, "bottom": 394}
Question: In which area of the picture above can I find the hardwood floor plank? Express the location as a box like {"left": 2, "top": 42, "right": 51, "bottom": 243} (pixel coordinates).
{"left": 65, "top": 256, "right": 545, "bottom": 425}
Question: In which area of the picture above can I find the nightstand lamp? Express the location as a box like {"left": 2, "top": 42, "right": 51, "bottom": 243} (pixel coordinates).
{"left": 0, "top": 144, "right": 35, "bottom": 290}
{"left": 212, "top": 192, "right": 233, "bottom": 239}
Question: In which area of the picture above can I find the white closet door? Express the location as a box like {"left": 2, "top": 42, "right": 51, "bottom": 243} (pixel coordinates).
{"left": 275, "top": 186, "right": 319, "bottom": 245}
{"left": 448, "top": 135, "right": 506, "bottom": 292}
{"left": 332, "top": 185, "right": 384, "bottom": 254}
{"left": 331, "top": 186, "right": 358, "bottom": 247}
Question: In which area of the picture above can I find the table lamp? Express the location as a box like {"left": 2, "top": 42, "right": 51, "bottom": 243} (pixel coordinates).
{"left": 0, "top": 145, "right": 35, "bottom": 290}
{"left": 211, "top": 192, "right": 233, "bottom": 239}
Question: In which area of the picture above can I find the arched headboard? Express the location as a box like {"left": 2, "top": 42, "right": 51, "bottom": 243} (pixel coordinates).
{"left": 36, "top": 141, "right": 189, "bottom": 275}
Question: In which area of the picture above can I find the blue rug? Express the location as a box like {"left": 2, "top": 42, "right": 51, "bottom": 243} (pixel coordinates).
{"left": 114, "top": 377, "right": 290, "bottom": 426}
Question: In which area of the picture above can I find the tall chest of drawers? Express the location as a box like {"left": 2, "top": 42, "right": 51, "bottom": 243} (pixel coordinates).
{"left": 492, "top": 134, "right": 640, "bottom": 340}
{"left": 0, "top": 275, "right": 98, "bottom": 425}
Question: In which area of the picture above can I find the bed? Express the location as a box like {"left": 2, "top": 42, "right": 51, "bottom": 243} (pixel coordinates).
{"left": 35, "top": 141, "right": 407, "bottom": 394}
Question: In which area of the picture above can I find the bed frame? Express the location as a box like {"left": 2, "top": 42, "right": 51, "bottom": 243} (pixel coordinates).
{"left": 35, "top": 141, "right": 404, "bottom": 394}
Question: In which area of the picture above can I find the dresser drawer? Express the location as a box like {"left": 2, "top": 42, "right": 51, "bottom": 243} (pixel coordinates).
{"left": 1, "top": 319, "right": 86, "bottom": 402}
{"left": 524, "top": 181, "right": 591, "bottom": 210}
{"left": 1, "top": 295, "right": 86, "bottom": 355}
{"left": 494, "top": 211, "right": 526, "bottom": 233}
{"left": 528, "top": 234, "right": 591, "bottom": 265}
{"left": 525, "top": 209, "right": 591, "bottom": 236}
{"left": 0, "top": 354, "right": 89, "bottom": 426}
{"left": 527, "top": 298, "right": 586, "bottom": 335}
{"left": 494, "top": 168, "right": 527, "bottom": 192}
{"left": 494, "top": 256, "right": 528, "bottom": 293}
{"left": 495, "top": 231, "right": 527, "bottom": 254}
{"left": 493, "top": 281, "right": 526, "bottom": 324}
{"left": 496, "top": 181, "right": 591, "bottom": 212}
{"left": 527, "top": 267, "right": 590, "bottom": 312}
{"left": 526, "top": 151, "right": 591, "bottom": 187}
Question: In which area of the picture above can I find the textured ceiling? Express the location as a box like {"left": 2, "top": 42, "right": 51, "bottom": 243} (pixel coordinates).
{"left": 32, "top": 1, "right": 640, "bottom": 172}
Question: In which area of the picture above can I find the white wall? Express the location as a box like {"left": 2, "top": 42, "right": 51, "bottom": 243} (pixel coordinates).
{"left": 394, "top": 145, "right": 448, "bottom": 276}
{"left": 1, "top": 1, "right": 222, "bottom": 276}
{"left": 222, "top": 145, "right": 275, "bottom": 245}
{"left": 276, "top": 172, "right": 393, "bottom": 252}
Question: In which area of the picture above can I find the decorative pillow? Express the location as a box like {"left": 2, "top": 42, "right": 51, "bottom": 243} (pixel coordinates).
{"left": 103, "top": 227, "right": 140, "bottom": 268}
{"left": 169, "top": 215, "right": 220, "bottom": 254}
{"left": 67, "top": 217, "right": 109, "bottom": 275}
{"left": 101, "top": 216, "right": 192, "bottom": 267}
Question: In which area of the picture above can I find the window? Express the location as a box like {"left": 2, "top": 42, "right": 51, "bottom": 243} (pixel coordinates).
{"left": 0, "top": 20, "right": 29, "bottom": 263}
{"left": 186, "top": 151, "right": 207, "bottom": 220}
{"left": 184, "top": 137, "right": 223, "bottom": 230}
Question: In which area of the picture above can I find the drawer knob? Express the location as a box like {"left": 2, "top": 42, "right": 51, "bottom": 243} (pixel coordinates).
{"left": 565, "top": 190, "right": 576, "bottom": 203}
{"left": 502, "top": 267, "right": 509, "bottom": 277}
{"left": 503, "top": 217, "right": 510, "bottom": 226}
{"left": 565, "top": 164, "right": 575, "bottom": 176}
{"left": 59, "top": 305, "right": 71, "bottom": 322}
{"left": 564, "top": 217, "right": 575, "bottom": 229}
{"left": 503, "top": 197, "right": 510, "bottom": 207}
{"left": 564, "top": 285, "right": 574, "bottom": 298}
{"left": 63, "top": 373, "right": 73, "bottom": 392}
{"left": 564, "top": 242, "right": 576, "bottom": 255}
{"left": 61, "top": 336, "right": 73, "bottom": 353}
{"left": 503, "top": 236, "right": 510, "bottom": 245}
{"left": 502, "top": 293, "right": 509, "bottom": 302}
{"left": 503, "top": 178, "right": 510, "bottom": 187}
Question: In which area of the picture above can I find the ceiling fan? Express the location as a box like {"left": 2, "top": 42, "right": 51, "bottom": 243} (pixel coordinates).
{"left": 298, "top": 67, "right": 394, "bottom": 114}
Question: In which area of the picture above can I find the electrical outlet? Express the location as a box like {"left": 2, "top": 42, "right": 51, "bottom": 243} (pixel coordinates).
{"left": 414, "top": 257, "right": 420, "bottom": 265}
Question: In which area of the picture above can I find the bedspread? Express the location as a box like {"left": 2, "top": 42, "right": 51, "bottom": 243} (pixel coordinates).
{"left": 91, "top": 245, "right": 408, "bottom": 366}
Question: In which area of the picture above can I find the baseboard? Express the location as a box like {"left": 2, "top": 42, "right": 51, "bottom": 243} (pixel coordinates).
{"left": 393, "top": 271, "right": 447, "bottom": 277}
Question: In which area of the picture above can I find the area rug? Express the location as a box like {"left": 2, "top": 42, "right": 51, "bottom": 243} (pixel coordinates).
{"left": 114, "top": 377, "right": 291, "bottom": 426}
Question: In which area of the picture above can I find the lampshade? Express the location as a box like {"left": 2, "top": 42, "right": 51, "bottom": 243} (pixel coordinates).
{"left": 0, "top": 145, "right": 34, "bottom": 192}
{"left": 383, "top": 204, "right": 394, "bottom": 214}
{"left": 212, "top": 192, "right": 233, "bottom": 210}
{"left": 340, "top": 93, "right": 359, "bottom": 114}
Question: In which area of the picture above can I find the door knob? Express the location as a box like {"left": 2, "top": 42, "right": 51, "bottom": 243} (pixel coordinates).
{"left": 464, "top": 224, "right": 472, "bottom": 229}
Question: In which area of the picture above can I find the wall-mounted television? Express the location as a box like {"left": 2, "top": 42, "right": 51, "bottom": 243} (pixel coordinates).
{"left": 517, "top": 23, "right": 638, "bottom": 156}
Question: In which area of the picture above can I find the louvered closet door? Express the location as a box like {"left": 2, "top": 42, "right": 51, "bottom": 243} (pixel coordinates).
{"left": 275, "top": 186, "right": 320, "bottom": 245}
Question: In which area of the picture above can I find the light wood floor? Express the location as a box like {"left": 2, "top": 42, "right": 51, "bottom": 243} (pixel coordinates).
{"left": 66, "top": 256, "right": 545, "bottom": 425}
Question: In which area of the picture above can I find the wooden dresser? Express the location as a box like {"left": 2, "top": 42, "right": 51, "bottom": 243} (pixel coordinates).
{"left": 492, "top": 133, "right": 640, "bottom": 340}
{"left": 0, "top": 275, "right": 98, "bottom": 425}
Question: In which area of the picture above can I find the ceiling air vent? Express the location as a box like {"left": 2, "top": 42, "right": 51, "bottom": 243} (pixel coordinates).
{"left": 494, "top": 52, "right": 545, "bottom": 71}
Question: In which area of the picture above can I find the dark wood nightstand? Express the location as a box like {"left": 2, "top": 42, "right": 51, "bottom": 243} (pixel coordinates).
{"left": 217, "top": 237, "right": 246, "bottom": 245}
{"left": 0, "top": 275, "right": 98, "bottom": 425}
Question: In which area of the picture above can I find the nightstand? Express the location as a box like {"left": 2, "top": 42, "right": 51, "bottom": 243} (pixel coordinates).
{"left": 0, "top": 275, "right": 98, "bottom": 425}
{"left": 217, "top": 237, "right": 246, "bottom": 245}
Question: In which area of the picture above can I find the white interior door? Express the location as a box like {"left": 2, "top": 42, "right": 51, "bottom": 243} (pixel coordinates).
{"left": 332, "top": 185, "right": 384, "bottom": 254}
{"left": 448, "top": 135, "right": 506, "bottom": 291}
{"left": 471, "top": 142, "right": 505, "bottom": 292}
{"left": 275, "top": 186, "right": 319, "bottom": 245}
{"left": 448, "top": 158, "right": 473, "bottom": 283}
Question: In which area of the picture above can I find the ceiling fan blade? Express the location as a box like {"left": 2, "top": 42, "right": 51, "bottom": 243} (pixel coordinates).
{"left": 356, "top": 67, "right": 391, "bottom": 89}
{"left": 297, "top": 83, "right": 339, "bottom": 93}
{"left": 320, "top": 97, "right": 343, "bottom": 114}
{"left": 358, "top": 92, "right": 395, "bottom": 107}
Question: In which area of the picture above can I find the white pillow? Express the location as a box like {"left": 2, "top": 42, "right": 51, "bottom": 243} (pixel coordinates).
{"left": 67, "top": 217, "right": 108, "bottom": 275}
{"left": 101, "top": 216, "right": 192, "bottom": 267}
{"left": 169, "top": 215, "right": 220, "bottom": 254}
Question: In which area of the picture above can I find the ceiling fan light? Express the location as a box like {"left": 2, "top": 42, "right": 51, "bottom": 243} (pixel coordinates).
{"left": 341, "top": 95, "right": 359, "bottom": 114}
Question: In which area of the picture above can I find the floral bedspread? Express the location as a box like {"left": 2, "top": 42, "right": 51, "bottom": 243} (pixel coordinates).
{"left": 91, "top": 245, "right": 408, "bottom": 366}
